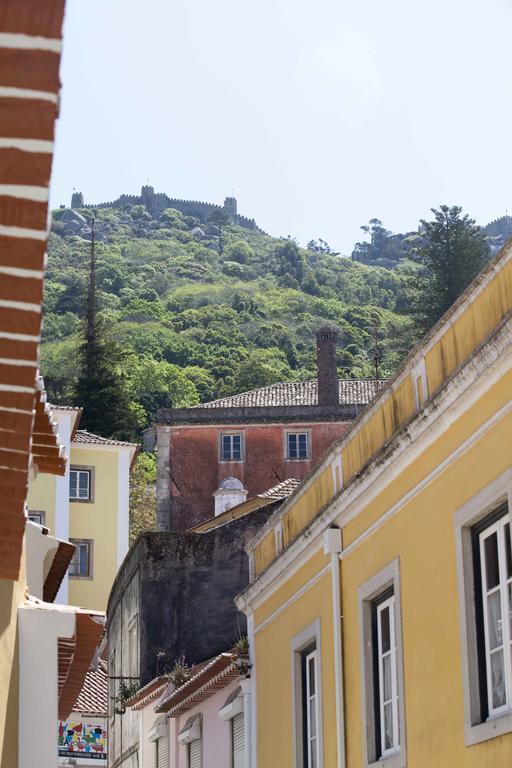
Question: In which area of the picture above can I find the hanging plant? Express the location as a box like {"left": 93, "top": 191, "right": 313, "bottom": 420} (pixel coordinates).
{"left": 169, "top": 656, "right": 192, "bottom": 688}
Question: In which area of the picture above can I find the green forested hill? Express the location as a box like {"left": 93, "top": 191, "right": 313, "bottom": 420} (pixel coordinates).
{"left": 41, "top": 202, "right": 429, "bottom": 434}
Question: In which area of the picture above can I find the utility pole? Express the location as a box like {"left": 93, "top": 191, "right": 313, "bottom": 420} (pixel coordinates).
{"left": 371, "top": 321, "right": 384, "bottom": 379}
{"left": 86, "top": 215, "right": 96, "bottom": 345}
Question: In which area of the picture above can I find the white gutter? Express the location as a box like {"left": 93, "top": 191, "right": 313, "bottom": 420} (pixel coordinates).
{"left": 323, "top": 528, "right": 345, "bottom": 768}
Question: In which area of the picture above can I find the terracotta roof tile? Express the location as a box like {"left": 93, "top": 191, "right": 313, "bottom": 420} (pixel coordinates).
{"left": 73, "top": 661, "right": 108, "bottom": 716}
{"left": 74, "top": 430, "right": 139, "bottom": 449}
{"left": 257, "top": 478, "right": 302, "bottom": 500}
{"left": 197, "top": 379, "right": 386, "bottom": 409}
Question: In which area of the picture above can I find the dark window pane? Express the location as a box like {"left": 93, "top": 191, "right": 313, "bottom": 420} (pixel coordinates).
{"left": 484, "top": 532, "right": 500, "bottom": 590}
{"left": 504, "top": 522, "right": 511, "bottom": 580}
{"left": 288, "top": 434, "right": 297, "bottom": 458}
{"left": 69, "top": 472, "right": 77, "bottom": 497}
{"left": 308, "top": 656, "right": 315, "bottom": 696}
{"left": 380, "top": 606, "right": 391, "bottom": 653}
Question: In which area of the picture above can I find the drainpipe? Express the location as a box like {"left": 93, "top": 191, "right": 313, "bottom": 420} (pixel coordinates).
{"left": 323, "top": 528, "right": 345, "bottom": 768}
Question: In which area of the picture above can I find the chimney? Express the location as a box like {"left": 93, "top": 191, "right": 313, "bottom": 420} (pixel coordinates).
{"left": 316, "top": 329, "right": 339, "bottom": 406}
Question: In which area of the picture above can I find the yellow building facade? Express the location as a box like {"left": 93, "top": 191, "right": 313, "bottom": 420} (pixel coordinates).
{"left": 237, "top": 244, "right": 512, "bottom": 768}
{"left": 27, "top": 409, "right": 138, "bottom": 611}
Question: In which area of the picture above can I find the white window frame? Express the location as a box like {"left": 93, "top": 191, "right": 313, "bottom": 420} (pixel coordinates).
{"left": 305, "top": 649, "right": 320, "bottom": 768}
{"left": 454, "top": 471, "right": 512, "bottom": 745}
{"left": 376, "top": 596, "right": 400, "bottom": 758}
{"left": 411, "top": 358, "right": 428, "bottom": 410}
{"left": 331, "top": 454, "right": 343, "bottom": 496}
{"left": 359, "top": 559, "right": 406, "bottom": 768}
{"left": 291, "top": 619, "right": 323, "bottom": 768}
{"left": 479, "top": 516, "right": 512, "bottom": 717}
{"left": 220, "top": 432, "right": 244, "bottom": 463}
{"left": 69, "top": 465, "right": 94, "bottom": 502}
{"left": 286, "top": 431, "right": 310, "bottom": 460}
{"left": 69, "top": 538, "right": 93, "bottom": 579}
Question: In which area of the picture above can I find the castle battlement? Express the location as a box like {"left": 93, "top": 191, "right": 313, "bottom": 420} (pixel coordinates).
{"left": 72, "top": 187, "right": 257, "bottom": 230}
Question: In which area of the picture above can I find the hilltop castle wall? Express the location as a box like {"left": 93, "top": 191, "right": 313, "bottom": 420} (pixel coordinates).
{"left": 74, "top": 185, "right": 257, "bottom": 230}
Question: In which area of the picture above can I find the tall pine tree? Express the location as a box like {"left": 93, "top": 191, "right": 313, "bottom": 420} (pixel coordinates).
{"left": 74, "top": 216, "right": 133, "bottom": 438}
{"left": 413, "top": 205, "right": 489, "bottom": 331}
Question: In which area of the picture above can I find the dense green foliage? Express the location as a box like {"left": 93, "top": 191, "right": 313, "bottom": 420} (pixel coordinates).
{"left": 411, "top": 206, "right": 490, "bottom": 330}
{"left": 42, "top": 201, "right": 499, "bottom": 438}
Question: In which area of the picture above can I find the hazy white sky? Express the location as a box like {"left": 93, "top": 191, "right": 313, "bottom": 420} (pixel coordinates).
{"left": 50, "top": 0, "right": 512, "bottom": 254}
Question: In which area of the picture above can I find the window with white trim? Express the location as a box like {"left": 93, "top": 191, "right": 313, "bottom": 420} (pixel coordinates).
{"left": 287, "top": 432, "right": 309, "bottom": 460}
{"left": 303, "top": 648, "right": 319, "bottom": 768}
{"left": 69, "top": 539, "right": 92, "bottom": 577}
{"left": 221, "top": 433, "right": 243, "bottom": 462}
{"left": 359, "top": 559, "right": 406, "bottom": 768}
{"left": 69, "top": 468, "right": 91, "bottom": 500}
{"left": 375, "top": 593, "right": 400, "bottom": 757}
{"left": 476, "top": 509, "right": 512, "bottom": 717}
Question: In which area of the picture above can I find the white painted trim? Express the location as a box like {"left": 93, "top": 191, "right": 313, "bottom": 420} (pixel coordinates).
{"left": 254, "top": 564, "right": 330, "bottom": 635}
{"left": 0, "top": 223, "right": 48, "bottom": 240}
{"left": 0, "top": 382, "right": 34, "bottom": 393}
{"left": 117, "top": 451, "right": 130, "bottom": 567}
{"left": 0, "top": 327, "right": 41, "bottom": 338}
{"left": 218, "top": 692, "right": 244, "bottom": 721}
{"left": 0, "top": 357, "right": 37, "bottom": 366}
{"left": 0, "top": 183, "right": 50, "bottom": 200}
{"left": 0, "top": 137, "right": 53, "bottom": 153}
{"left": 454, "top": 470, "right": 512, "bottom": 745}
{"left": 246, "top": 612, "right": 257, "bottom": 768}
{"left": 0, "top": 32, "right": 62, "bottom": 52}
{"left": 411, "top": 358, "right": 428, "bottom": 410}
{"left": 0, "top": 299, "right": 41, "bottom": 313}
{"left": 291, "top": 619, "right": 323, "bottom": 768}
{"left": 0, "top": 86, "right": 57, "bottom": 103}
{"left": 358, "top": 559, "right": 406, "bottom": 768}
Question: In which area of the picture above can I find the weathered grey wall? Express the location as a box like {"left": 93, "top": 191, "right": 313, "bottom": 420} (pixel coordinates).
{"left": 107, "top": 505, "right": 275, "bottom": 691}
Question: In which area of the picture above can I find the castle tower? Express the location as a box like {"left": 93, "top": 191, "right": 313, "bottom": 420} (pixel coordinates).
{"left": 141, "top": 185, "right": 155, "bottom": 208}
{"left": 70, "top": 191, "right": 84, "bottom": 209}
{"left": 223, "top": 196, "right": 237, "bottom": 216}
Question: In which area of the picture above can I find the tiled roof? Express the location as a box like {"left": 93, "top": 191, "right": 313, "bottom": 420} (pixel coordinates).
{"left": 197, "top": 379, "right": 386, "bottom": 409}
{"left": 125, "top": 676, "right": 170, "bottom": 711}
{"left": 74, "top": 660, "right": 108, "bottom": 716}
{"left": 74, "top": 430, "right": 138, "bottom": 448}
{"left": 154, "top": 653, "right": 245, "bottom": 716}
{"left": 258, "top": 478, "right": 302, "bottom": 500}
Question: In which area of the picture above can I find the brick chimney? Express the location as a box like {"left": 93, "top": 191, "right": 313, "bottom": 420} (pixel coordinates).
{"left": 316, "top": 329, "right": 339, "bottom": 406}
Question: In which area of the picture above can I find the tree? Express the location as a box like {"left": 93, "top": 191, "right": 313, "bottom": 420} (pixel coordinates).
{"left": 74, "top": 218, "right": 134, "bottom": 438}
{"left": 129, "top": 452, "right": 156, "bottom": 544}
{"left": 209, "top": 209, "right": 229, "bottom": 254}
{"left": 412, "top": 206, "right": 489, "bottom": 330}
{"left": 273, "top": 240, "right": 305, "bottom": 283}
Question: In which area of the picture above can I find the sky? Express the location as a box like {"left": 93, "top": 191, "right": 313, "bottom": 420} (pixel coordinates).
{"left": 50, "top": 0, "right": 512, "bottom": 255}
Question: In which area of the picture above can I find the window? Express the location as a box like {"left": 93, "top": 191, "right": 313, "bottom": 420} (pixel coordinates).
{"left": 231, "top": 712, "right": 245, "bottom": 768}
{"left": 303, "top": 648, "right": 319, "bottom": 768}
{"left": 476, "top": 509, "right": 512, "bottom": 717}
{"left": 375, "top": 594, "right": 400, "bottom": 758}
{"left": 359, "top": 559, "right": 405, "bottom": 768}
{"left": 28, "top": 510, "right": 46, "bottom": 526}
{"left": 69, "top": 539, "right": 92, "bottom": 577}
{"left": 221, "top": 433, "right": 243, "bottom": 462}
{"left": 292, "top": 620, "right": 323, "bottom": 768}
{"left": 455, "top": 477, "right": 512, "bottom": 746}
{"left": 69, "top": 467, "right": 92, "bottom": 501}
{"left": 188, "top": 739, "right": 201, "bottom": 768}
{"left": 287, "top": 432, "right": 309, "bottom": 460}
{"left": 156, "top": 735, "right": 169, "bottom": 768}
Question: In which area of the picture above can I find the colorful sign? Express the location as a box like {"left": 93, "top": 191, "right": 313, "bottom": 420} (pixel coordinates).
{"left": 58, "top": 720, "right": 107, "bottom": 761}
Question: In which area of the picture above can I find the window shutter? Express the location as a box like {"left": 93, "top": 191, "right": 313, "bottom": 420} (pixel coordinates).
{"left": 232, "top": 713, "right": 245, "bottom": 768}
{"left": 188, "top": 739, "right": 201, "bottom": 768}
{"left": 157, "top": 735, "right": 168, "bottom": 768}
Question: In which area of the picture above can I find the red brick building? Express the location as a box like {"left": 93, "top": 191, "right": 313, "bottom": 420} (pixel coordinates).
{"left": 156, "top": 332, "right": 385, "bottom": 530}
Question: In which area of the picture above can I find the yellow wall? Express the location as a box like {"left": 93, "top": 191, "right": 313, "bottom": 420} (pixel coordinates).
{"left": 253, "top": 249, "right": 512, "bottom": 577}
{"left": 251, "top": 362, "right": 512, "bottom": 766}
{"left": 27, "top": 443, "right": 124, "bottom": 612}
{"left": 0, "top": 552, "right": 25, "bottom": 767}
{"left": 26, "top": 473, "right": 56, "bottom": 532}
{"left": 68, "top": 446, "right": 119, "bottom": 611}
